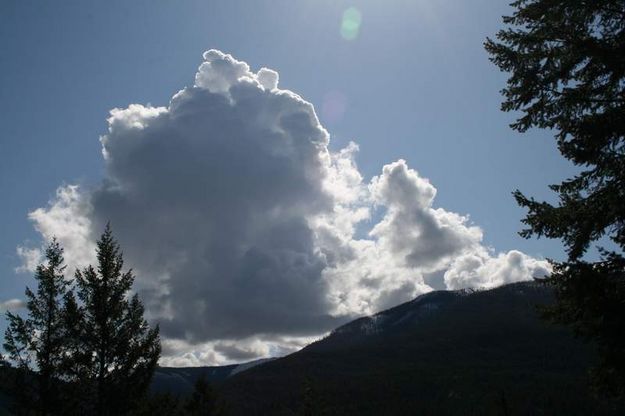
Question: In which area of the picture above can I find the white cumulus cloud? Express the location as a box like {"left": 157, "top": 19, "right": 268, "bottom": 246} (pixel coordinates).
{"left": 19, "top": 50, "right": 549, "bottom": 365}
{"left": 17, "top": 185, "right": 95, "bottom": 274}
{"left": 444, "top": 249, "right": 551, "bottom": 290}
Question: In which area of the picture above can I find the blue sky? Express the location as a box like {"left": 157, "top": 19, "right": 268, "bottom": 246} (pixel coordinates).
{"left": 0, "top": 0, "right": 576, "bottom": 363}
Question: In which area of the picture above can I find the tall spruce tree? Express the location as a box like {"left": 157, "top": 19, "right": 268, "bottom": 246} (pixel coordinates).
{"left": 3, "top": 240, "right": 69, "bottom": 414}
{"left": 485, "top": 0, "right": 625, "bottom": 396}
{"left": 72, "top": 225, "right": 161, "bottom": 415}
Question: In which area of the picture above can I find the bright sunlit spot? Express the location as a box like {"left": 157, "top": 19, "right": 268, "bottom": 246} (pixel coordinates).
{"left": 340, "top": 7, "right": 362, "bottom": 40}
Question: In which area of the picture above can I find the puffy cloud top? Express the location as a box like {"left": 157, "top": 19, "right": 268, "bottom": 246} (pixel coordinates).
{"left": 195, "top": 49, "right": 253, "bottom": 94}
{"left": 257, "top": 68, "right": 279, "bottom": 91}
{"left": 369, "top": 160, "right": 483, "bottom": 272}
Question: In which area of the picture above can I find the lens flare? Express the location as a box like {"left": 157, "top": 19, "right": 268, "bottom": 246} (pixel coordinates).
{"left": 322, "top": 90, "right": 348, "bottom": 124}
{"left": 341, "top": 7, "right": 362, "bottom": 41}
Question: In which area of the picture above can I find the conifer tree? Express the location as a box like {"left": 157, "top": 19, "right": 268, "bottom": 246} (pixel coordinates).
{"left": 184, "top": 376, "right": 222, "bottom": 416}
{"left": 72, "top": 225, "right": 161, "bottom": 415}
{"left": 3, "top": 240, "right": 69, "bottom": 414}
{"left": 58, "top": 290, "right": 92, "bottom": 416}
{"left": 485, "top": 0, "right": 625, "bottom": 396}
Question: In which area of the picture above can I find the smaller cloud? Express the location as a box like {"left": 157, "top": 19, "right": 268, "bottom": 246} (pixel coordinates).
{"left": 22, "top": 185, "right": 96, "bottom": 274}
{"left": 160, "top": 335, "right": 317, "bottom": 366}
{"left": 444, "top": 249, "right": 551, "bottom": 290}
{"left": 15, "top": 246, "right": 42, "bottom": 273}
{"left": 369, "top": 159, "right": 483, "bottom": 272}
{"left": 213, "top": 340, "right": 272, "bottom": 362}
{"left": 0, "top": 299, "right": 26, "bottom": 312}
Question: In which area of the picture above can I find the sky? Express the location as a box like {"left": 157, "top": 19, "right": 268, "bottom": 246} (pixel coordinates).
{"left": 0, "top": 0, "right": 577, "bottom": 365}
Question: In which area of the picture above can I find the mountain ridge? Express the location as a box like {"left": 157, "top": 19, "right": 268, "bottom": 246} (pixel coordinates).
{"left": 217, "top": 281, "right": 623, "bottom": 415}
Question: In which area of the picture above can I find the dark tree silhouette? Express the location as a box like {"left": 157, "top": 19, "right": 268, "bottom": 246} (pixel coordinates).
{"left": 485, "top": 0, "right": 625, "bottom": 396}
{"left": 59, "top": 290, "right": 93, "bottom": 416}
{"left": 71, "top": 225, "right": 161, "bottom": 415}
{"left": 3, "top": 240, "right": 69, "bottom": 414}
{"left": 297, "top": 376, "right": 327, "bottom": 416}
{"left": 132, "top": 392, "right": 183, "bottom": 416}
{"left": 184, "top": 376, "right": 222, "bottom": 416}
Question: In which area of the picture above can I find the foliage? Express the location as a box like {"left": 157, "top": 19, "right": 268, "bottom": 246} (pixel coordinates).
{"left": 3, "top": 240, "right": 69, "bottom": 414}
{"left": 69, "top": 225, "right": 161, "bottom": 415}
{"left": 184, "top": 376, "right": 224, "bottom": 416}
{"left": 485, "top": 0, "right": 625, "bottom": 396}
{"left": 2, "top": 227, "right": 161, "bottom": 415}
{"left": 130, "top": 376, "right": 226, "bottom": 416}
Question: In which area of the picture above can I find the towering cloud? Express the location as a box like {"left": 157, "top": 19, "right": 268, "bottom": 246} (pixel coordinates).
{"left": 19, "top": 50, "right": 549, "bottom": 365}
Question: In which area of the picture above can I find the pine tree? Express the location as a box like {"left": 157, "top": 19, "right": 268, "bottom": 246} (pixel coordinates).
{"left": 72, "top": 225, "right": 161, "bottom": 415}
{"left": 58, "top": 291, "right": 92, "bottom": 416}
{"left": 485, "top": 0, "right": 625, "bottom": 396}
{"left": 3, "top": 240, "right": 69, "bottom": 414}
{"left": 184, "top": 376, "right": 222, "bottom": 416}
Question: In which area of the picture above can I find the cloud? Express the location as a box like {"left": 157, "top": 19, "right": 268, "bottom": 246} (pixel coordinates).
{"left": 369, "top": 160, "right": 483, "bottom": 272}
{"left": 94, "top": 50, "right": 347, "bottom": 343}
{"left": 15, "top": 246, "right": 42, "bottom": 273}
{"left": 20, "top": 50, "right": 549, "bottom": 365}
{"left": 0, "top": 299, "right": 26, "bottom": 312}
{"left": 444, "top": 249, "right": 551, "bottom": 290}
{"left": 17, "top": 186, "right": 95, "bottom": 274}
{"left": 160, "top": 335, "right": 315, "bottom": 367}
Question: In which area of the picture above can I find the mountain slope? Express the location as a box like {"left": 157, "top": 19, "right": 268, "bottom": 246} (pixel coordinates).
{"left": 152, "top": 358, "right": 275, "bottom": 395}
{"left": 152, "top": 364, "right": 238, "bottom": 395}
{"left": 220, "top": 282, "right": 623, "bottom": 415}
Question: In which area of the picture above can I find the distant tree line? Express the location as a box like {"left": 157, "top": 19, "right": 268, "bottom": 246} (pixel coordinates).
{"left": 135, "top": 376, "right": 225, "bottom": 416}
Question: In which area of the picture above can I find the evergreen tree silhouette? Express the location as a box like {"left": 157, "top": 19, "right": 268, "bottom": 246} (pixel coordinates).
{"left": 59, "top": 290, "right": 93, "bottom": 416}
{"left": 3, "top": 240, "right": 69, "bottom": 415}
{"left": 184, "top": 376, "right": 222, "bottom": 416}
{"left": 485, "top": 0, "right": 625, "bottom": 396}
{"left": 71, "top": 225, "right": 161, "bottom": 415}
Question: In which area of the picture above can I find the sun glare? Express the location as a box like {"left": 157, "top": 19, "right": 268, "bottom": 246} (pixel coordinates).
{"left": 341, "top": 7, "right": 362, "bottom": 40}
